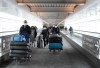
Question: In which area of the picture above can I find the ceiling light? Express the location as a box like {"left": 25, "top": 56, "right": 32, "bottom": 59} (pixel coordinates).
{"left": 78, "top": 3, "right": 85, "bottom": 5}
{"left": 18, "top": 3, "right": 25, "bottom": 5}
{"left": 69, "top": 12, "right": 73, "bottom": 13}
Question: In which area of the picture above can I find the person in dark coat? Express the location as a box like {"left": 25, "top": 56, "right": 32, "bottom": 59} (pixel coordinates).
{"left": 30, "top": 26, "right": 37, "bottom": 38}
{"left": 51, "top": 25, "right": 60, "bottom": 34}
{"left": 41, "top": 26, "right": 49, "bottom": 47}
{"left": 69, "top": 26, "right": 73, "bottom": 35}
{"left": 19, "top": 20, "right": 31, "bottom": 41}
{"left": 65, "top": 27, "right": 67, "bottom": 31}
{"left": 30, "top": 26, "right": 37, "bottom": 46}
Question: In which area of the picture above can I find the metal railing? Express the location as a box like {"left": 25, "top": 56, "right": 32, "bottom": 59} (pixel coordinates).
{"left": 74, "top": 30, "right": 100, "bottom": 34}
{"left": 73, "top": 30, "right": 100, "bottom": 38}
{"left": 0, "top": 30, "right": 18, "bottom": 33}
{"left": 0, "top": 31, "right": 18, "bottom": 56}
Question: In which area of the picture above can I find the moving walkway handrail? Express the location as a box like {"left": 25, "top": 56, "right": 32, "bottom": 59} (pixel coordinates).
{"left": 64, "top": 29, "right": 100, "bottom": 37}
{"left": 0, "top": 30, "right": 18, "bottom": 33}
{"left": 0, "top": 30, "right": 19, "bottom": 37}
{"left": 73, "top": 30, "right": 100, "bottom": 39}
{"left": 74, "top": 30, "right": 100, "bottom": 34}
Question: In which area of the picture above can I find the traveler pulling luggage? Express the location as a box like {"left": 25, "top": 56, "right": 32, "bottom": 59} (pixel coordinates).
{"left": 49, "top": 34, "right": 63, "bottom": 52}
{"left": 41, "top": 26, "right": 49, "bottom": 48}
{"left": 19, "top": 20, "right": 32, "bottom": 49}
{"left": 19, "top": 20, "right": 31, "bottom": 43}
{"left": 10, "top": 34, "right": 31, "bottom": 63}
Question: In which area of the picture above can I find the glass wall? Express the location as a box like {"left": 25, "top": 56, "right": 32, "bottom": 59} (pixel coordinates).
{"left": 0, "top": 12, "right": 22, "bottom": 36}
{"left": 65, "top": 1, "right": 100, "bottom": 33}
{"left": 0, "top": 0, "right": 43, "bottom": 35}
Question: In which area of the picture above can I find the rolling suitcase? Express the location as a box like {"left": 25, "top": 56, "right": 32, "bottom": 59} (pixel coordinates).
{"left": 49, "top": 36, "right": 62, "bottom": 43}
{"left": 49, "top": 35, "right": 63, "bottom": 52}
{"left": 11, "top": 34, "right": 26, "bottom": 42}
{"left": 49, "top": 43, "right": 63, "bottom": 51}
{"left": 37, "top": 35, "right": 43, "bottom": 48}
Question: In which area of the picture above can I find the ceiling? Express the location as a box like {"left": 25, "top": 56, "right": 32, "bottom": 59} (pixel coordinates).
{"left": 17, "top": 0, "right": 86, "bottom": 25}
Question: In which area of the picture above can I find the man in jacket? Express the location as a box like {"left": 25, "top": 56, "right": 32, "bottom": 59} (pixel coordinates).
{"left": 41, "top": 26, "right": 49, "bottom": 47}
{"left": 19, "top": 20, "right": 31, "bottom": 41}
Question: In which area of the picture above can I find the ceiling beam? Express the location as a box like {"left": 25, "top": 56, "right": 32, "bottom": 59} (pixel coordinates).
{"left": 30, "top": 7, "right": 74, "bottom": 12}
{"left": 26, "top": 5, "right": 31, "bottom": 10}
{"left": 26, "top": 3, "right": 77, "bottom": 7}
{"left": 17, "top": 0, "right": 23, "bottom": 3}
{"left": 17, "top": 3, "right": 85, "bottom": 6}
{"left": 17, "top": 0, "right": 86, "bottom": 4}
{"left": 40, "top": 17, "right": 66, "bottom": 19}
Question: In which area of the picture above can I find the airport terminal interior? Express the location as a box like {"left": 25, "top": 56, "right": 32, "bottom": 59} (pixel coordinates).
{"left": 0, "top": 0, "right": 100, "bottom": 68}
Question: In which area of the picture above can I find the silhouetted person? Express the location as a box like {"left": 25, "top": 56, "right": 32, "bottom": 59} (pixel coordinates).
{"left": 69, "top": 26, "right": 73, "bottom": 35}
{"left": 65, "top": 27, "right": 67, "bottom": 31}
{"left": 51, "top": 25, "right": 60, "bottom": 34}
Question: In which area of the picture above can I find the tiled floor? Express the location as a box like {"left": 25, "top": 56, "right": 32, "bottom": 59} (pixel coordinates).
{"left": 2, "top": 37, "right": 94, "bottom": 68}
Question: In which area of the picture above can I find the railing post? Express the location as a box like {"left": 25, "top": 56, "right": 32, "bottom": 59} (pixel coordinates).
{"left": 99, "top": 39, "right": 100, "bottom": 59}
{"left": 1, "top": 37, "right": 3, "bottom": 54}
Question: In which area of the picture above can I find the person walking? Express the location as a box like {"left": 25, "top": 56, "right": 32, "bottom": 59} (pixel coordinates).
{"left": 19, "top": 20, "right": 31, "bottom": 42}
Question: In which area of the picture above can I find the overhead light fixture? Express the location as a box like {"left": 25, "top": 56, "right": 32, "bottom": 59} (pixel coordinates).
{"left": 68, "top": 12, "right": 74, "bottom": 13}
{"left": 18, "top": 3, "right": 25, "bottom": 5}
{"left": 78, "top": 3, "right": 85, "bottom": 5}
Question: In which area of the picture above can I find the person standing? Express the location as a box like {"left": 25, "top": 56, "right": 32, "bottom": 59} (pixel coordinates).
{"left": 19, "top": 20, "right": 31, "bottom": 41}
{"left": 41, "top": 26, "right": 49, "bottom": 47}
{"left": 30, "top": 26, "right": 37, "bottom": 46}
{"left": 69, "top": 26, "right": 73, "bottom": 36}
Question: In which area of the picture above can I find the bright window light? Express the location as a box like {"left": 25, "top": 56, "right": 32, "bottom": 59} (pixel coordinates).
{"left": 0, "top": 11, "right": 43, "bottom": 35}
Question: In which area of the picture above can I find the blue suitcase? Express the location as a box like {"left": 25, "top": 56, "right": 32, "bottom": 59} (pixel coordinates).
{"left": 11, "top": 35, "right": 26, "bottom": 42}
{"left": 49, "top": 43, "right": 63, "bottom": 51}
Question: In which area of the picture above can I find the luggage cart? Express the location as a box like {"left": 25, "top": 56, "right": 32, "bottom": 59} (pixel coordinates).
{"left": 48, "top": 34, "right": 63, "bottom": 52}
{"left": 10, "top": 34, "right": 31, "bottom": 63}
